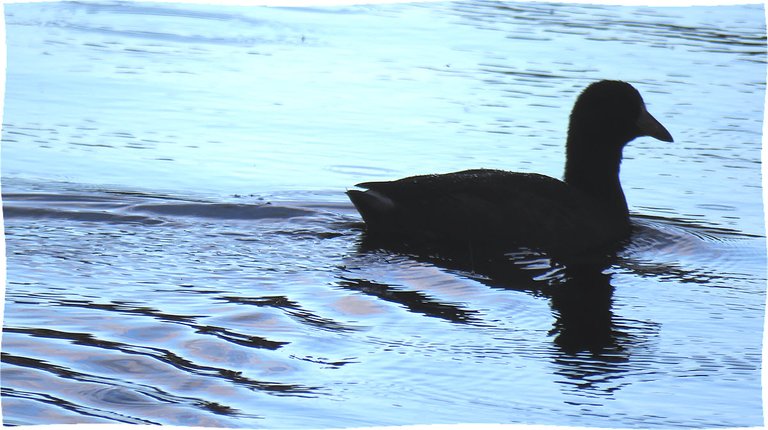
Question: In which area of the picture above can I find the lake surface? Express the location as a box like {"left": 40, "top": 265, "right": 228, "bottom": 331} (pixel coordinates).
{"left": 1, "top": 1, "right": 765, "bottom": 428}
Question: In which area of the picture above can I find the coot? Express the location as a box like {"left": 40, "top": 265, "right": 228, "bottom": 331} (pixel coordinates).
{"left": 347, "top": 80, "right": 673, "bottom": 257}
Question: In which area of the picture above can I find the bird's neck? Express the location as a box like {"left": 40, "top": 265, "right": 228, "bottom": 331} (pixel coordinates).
{"left": 563, "top": 134, "right": 629, "bottom": 220}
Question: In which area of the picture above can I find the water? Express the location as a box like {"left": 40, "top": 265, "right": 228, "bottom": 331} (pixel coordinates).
{"left": 1, "top": 1, "right": 765, "bottom": 428}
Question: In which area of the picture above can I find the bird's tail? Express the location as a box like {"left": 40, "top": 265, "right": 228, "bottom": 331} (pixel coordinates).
{"left": 346, "top": 189, "right": 395, "bottom": 229}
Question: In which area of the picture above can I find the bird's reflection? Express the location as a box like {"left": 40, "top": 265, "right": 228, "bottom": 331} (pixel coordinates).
{"left": 342, "top": 230, "right": 670, "bottom": 399}
{"left": 352, "top": 232, "right": 632, "bottom": 357}
{"left": 541, "top": 263, "right": 614, "bottom": 355}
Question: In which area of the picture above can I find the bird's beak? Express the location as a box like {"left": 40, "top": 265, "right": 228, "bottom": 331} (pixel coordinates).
{"left": 637, "top": 104, "right": 674, "bottom": 142}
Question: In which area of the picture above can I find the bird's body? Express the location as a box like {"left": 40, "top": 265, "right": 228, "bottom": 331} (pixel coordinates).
{"left": 349, "top": 168, "right": 629, "bottom": 255}
{"left": 347, "top": 80, "right": 673, "bottom": 258}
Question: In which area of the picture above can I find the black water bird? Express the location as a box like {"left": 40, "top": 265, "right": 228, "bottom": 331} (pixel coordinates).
{"left": 347, "top": 80, "right": 673, "bottom": 258}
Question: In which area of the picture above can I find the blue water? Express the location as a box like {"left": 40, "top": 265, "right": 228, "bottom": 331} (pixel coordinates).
{"left": 2, "top": 1, "right": 765, "bottom": 428}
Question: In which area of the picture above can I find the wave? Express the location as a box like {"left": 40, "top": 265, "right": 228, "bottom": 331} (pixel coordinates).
{"left": 2, "top": 192, "right": 318, "bottom": 225}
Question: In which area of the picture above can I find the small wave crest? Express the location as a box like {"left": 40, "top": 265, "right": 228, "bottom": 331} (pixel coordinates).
{"left": 622, "top": 215, "right": 766, "bottom": 284}
{"left": 127, "top": 202, "right": 314, "bottom": 220}
{"left": 2, "top": 192, "right": 317, "bottom": 225}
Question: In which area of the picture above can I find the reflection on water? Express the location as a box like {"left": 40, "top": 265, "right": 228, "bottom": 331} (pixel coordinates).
{"left": 349, "top": 212, "right": 763, "bottom": 413}
{"left": 336, "top": 276, "right": 482, "bottom": 324}
{"left": 355, "top": 225, "right": 645, "bottom": 357}
{"left": 2, "top": 0, "right": 765, "bottom": 428}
